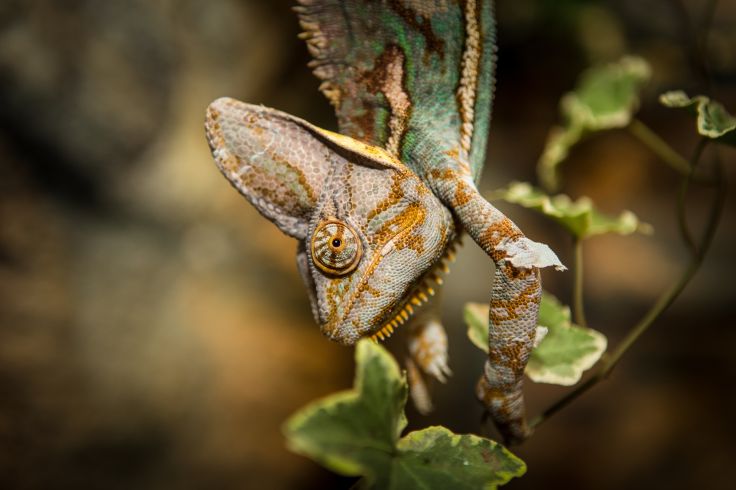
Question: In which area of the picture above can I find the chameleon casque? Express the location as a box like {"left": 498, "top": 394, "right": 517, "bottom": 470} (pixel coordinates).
{"left": 204, "top": 0, "right": 564, "bottom": 444}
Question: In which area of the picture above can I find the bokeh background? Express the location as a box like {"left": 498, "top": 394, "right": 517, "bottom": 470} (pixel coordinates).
{"left": 1, "top": 0, "right": 734, "bottom": 488}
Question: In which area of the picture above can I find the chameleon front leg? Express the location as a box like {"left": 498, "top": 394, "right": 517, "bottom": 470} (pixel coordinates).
{"left": 431, "top": 170, "right": 564, "bottom": 444}
{"left": 405, "top": 292, "right": 452, "bottom": 414}
{"left": 405, "top": 314, "right": 453, "bottom": 414}
{"left": 408, "top": 317, "right": 452, "bottom": 384}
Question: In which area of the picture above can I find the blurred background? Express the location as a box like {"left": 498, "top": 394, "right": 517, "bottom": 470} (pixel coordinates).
{"left": 0, "top": 0, "right": 734, "bottom": 488}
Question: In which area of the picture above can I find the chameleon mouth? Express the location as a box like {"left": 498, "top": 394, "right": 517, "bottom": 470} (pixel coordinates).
{"left": 369, "top": 238, "right": 461, "bottom": 342}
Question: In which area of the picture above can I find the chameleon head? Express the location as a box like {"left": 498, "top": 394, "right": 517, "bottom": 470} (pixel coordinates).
{"left": 205, "top": 97, "right": 454, "bottom": 345}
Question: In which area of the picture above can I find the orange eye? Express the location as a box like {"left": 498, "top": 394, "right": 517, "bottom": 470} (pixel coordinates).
{"left": 311, "top": 219, "right": 362, "bottom": 276}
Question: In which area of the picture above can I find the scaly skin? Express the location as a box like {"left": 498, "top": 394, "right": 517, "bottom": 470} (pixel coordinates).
{"left": 204, "top": 0, "right": 564, "bottom": 445}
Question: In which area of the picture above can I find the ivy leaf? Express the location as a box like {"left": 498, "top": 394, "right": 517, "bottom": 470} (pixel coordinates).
{"left": 491, "top": 182, "right": 652, "bottom": 239}
{"left": 464, "top": 293, "right": 607, "bottom": 386}
{"left": 660, "top": 91, "right": 736, "bottom": 146}
{"left": 284, "top": 339, "right": 526, "bottom": 489}
{"left": 539, "top": 56, "right": 651, "bottom": 191}
{"left": 387, "top": 427, "right": 526, "bottom": 490}
{"left": 526, "top": 294, "right": 607, "bottom": 386}
{"left": 284, "top": 337, "right": 407, "bottom": 477}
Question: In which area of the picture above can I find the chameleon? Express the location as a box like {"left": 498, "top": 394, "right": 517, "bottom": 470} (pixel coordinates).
{"left": 204, "top": 0, "right": 564, "bottom": 445}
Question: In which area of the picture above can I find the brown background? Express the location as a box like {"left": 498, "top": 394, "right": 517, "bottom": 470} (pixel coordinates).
{"left": 1, "top": 1, "right": 734, "bottom": 489}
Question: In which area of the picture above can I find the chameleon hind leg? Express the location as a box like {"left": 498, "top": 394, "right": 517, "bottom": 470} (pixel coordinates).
{"left": 476, "top": 261, "right": 542, "bottom": 444}
{"left": 430, "top": 170, "right": 564, "bottom": 444}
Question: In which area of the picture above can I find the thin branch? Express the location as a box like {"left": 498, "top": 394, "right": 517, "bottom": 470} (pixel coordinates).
{"left": 676, "top": 138, "right": 708, "bottom": 257}
{"left": 698, "top": 156, "right": 726, "bottom": 259}
{"left": 530, "top": 260, "right": 699, "bottom": 429}
{"left": 628, "top": 119, "right": 691, "bottom": 176}
{"left": 572, "top": 237, "right": 587, "bottom": 327}
{"left": 530, "top": 145, "right": 725, "bottom": 431}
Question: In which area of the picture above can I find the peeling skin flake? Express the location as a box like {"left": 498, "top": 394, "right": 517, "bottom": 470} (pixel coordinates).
{"left": 498, "top": 237, "right": 567, "bottom": 271}
{"left": 533, "top": 326, "right": 549, "bottom": 348}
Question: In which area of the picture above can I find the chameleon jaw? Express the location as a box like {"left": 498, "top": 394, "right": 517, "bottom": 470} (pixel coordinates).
{"left": 369, "top": 239, "right": 460, "bottom": 342}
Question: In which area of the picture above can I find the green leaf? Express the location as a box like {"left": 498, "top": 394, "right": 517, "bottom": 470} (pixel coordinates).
{"left": 527, "top": 294, "right": 607, "bottom": 386}
{"left": 464, "top": 293, "right": 607, "bottom": 386}
{"left": 539, "top": 56, "right": 651, "bottom": 191}
{"left": 660, "top": 91, "right": 736, "bottom": 146}
{"left": 284, "top": 339, "right": 526, "bottom": 489}
{"left": 491, "top": 182, "right": 652, "bottom": 239}
{"left": 284, "top": 338, "right": 407, "bottom": 477}
{"left": 387, "top": 427, "right": 526, "bottom": 490}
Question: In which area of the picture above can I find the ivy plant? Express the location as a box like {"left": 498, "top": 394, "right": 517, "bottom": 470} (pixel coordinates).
{"left": 284, "top": 340, "right": 526, "bottom": 489}
{"left": 660, "top": 91, "right": 736, "bottom": 145}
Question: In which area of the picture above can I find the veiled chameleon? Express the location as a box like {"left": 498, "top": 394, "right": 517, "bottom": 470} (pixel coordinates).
{"left": 204, "top": 0, "right": 564, "bottom": 444}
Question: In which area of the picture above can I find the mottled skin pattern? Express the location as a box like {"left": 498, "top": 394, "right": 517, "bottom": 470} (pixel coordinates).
{"left": 205, "top": 0, "right": 564, "bottom": 445}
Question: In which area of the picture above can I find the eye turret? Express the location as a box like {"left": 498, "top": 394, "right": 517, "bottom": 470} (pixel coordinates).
{"left": 311, "top": 219, "right": 362, "bottom": 276}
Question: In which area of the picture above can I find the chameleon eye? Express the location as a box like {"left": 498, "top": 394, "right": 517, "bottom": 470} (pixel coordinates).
{"left": 311, "top": 219, "right": 362, "bottom": 276}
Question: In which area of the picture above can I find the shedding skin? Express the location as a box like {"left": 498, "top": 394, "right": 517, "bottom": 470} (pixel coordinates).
{"left": 206, "top": 0, "right": 565, "bottom": 445}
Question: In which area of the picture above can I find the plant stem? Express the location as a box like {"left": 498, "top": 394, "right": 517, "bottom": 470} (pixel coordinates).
{"left": 530, "top": 148, "right": 725, "bottom": 431}
{"left": 628, "top": 119, "right": 692, "bottom": 176}
{"left": 698, "top": 158, "right": 726, "bottom": 260}
{"left": 677, "top": 138, "right": 708, "bottom": 257}
{"left": 530, "top": 260, "right": 697, "bottom": 429}
{"left": 572, "top": 237, "right": 588, "bottom": 327}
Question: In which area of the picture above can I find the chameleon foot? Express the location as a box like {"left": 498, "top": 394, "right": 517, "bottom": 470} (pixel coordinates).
{"left": 408, "top": 318, "right": 452, "bottom": 383}
{"left": 406, "top": 317, "right": 452, "bottom": 414}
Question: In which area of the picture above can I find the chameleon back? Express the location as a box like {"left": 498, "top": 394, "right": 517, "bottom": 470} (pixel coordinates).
{"left": 297, "top": 0, "right": 496, "bottom": 184}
